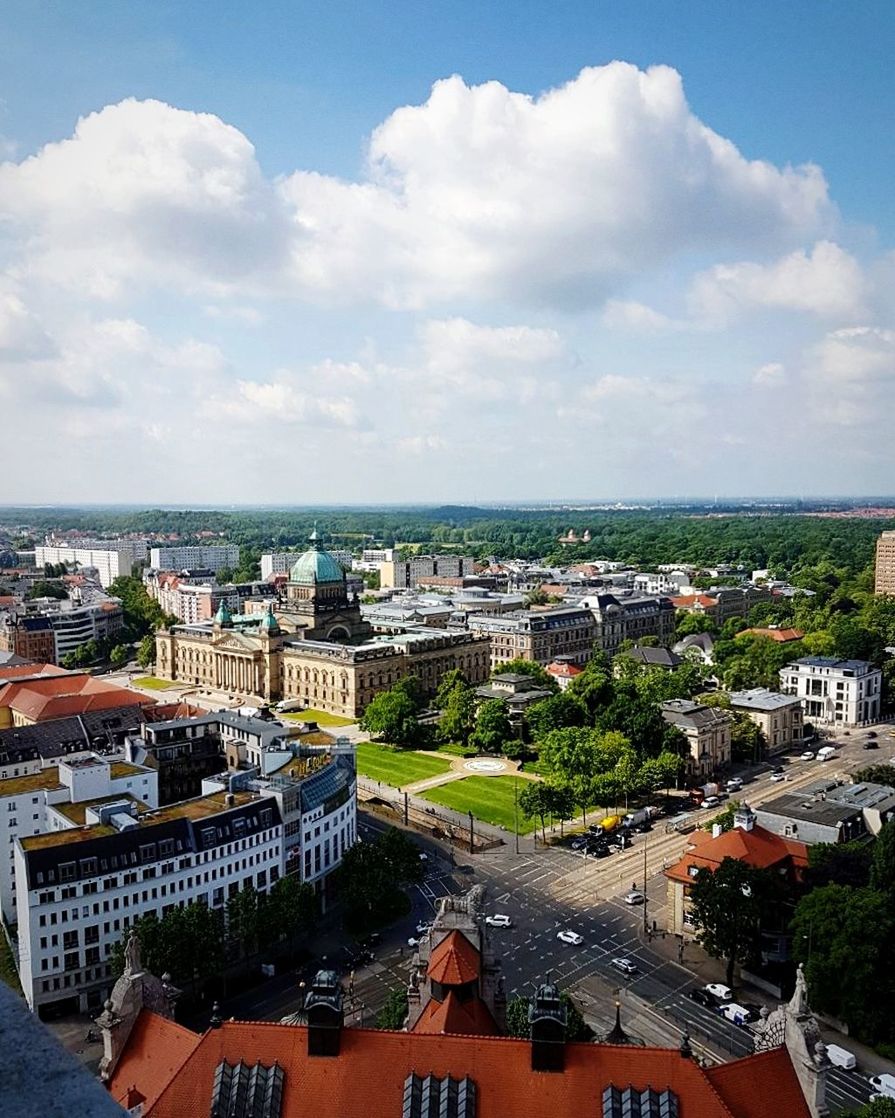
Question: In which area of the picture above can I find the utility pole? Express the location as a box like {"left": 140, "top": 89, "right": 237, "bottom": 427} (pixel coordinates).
{"left": 468, "top": 810, "right": 474, "bottom": 854}
{"left": 642, "top": 831, "right": 649, "bottom": 935}
{"left": 404, "top": 791, "right": 409, "bottom": 826}
{"left": 513, "top": 777, "right": 520, "bottom": 854}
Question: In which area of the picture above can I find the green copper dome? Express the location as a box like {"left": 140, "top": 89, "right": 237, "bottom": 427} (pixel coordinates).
{"left": 289, "top": 528, "right": 345, "bottom": 585}
{"left": 213, "top": 600, "right": 234, "bottom": 628}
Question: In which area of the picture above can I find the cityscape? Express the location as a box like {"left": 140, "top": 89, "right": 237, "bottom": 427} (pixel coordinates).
{"left": 2, "top": 5, "right": 895, "bottom": 1118}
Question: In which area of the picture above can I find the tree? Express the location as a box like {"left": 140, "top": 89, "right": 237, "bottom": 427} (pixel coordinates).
{"left": 336, "top": 826, "right": 423, "bottom": 933}
{"left": 675, "top": 611, "right": 717, "bottom": 639}
{"left": 27, "top": 580, "right": 68, "bottom": 601}
{"left": 492, "top": 659, "right": 559, "bottom": 692}
{"left": 393, "top": 674, "right": 427, "bottom": 712}
{"left": 227, "top": 883, "right": 260, "bottom": 960}
{"left": 846, "top": 1098, "right": 895, "bottom": 1118}
{"left": 435, "top": 668, "right": 468, "bottom": 709}
{"left": 519, "top": 781, "right": 558, "bottom": 841}
{"left": 262, "top": 875, "right": 317, "bottom": 952}
{"left": 137, "top": 633, "right": 156, "bottom": 669}
{"left": 803, "top": 841, "right": 872, "bottom": 890}
{"left": 359, "top": 688, "right": 419, "bottom": 747}
{"left": 109, "top": 643, "right": 130, "bottom": 669}
{"left": 505, "top": 995, "right": 530, "bottom": 1037}
{"left": 438, "top": 681, "right": 477, "bottom": 746}
{"left": 375, "top": 988, "right": 409, "bottom": 1029}
{"left": 702, "top": 800, "right": 741, "bottom": 834}
{"left": 566, "top": 662, "right": 614, "bottom": 720}
{"left": 688, "top": 857, "right": 772, "bottom": 987}
{"left": 526, "top": 692, "right": 587, "bottom": 740}
{"left": 216, "top": 566, "right": 235, "bottom": 585}
{"left": 870, "top": 820, "right": 895, "bottom": 895}
{"left": 469, "top": 699, "right": 513, "bottom": 754}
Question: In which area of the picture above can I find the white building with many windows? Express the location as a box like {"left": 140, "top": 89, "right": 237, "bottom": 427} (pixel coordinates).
{"left": 779, "top": 657, "right": 882, "bottom": 726}
{"left": 149, "top": 544, "right": 240, "bottom": 573}
{"left": 35, "top": 542, "right": 145, "bottom": 588}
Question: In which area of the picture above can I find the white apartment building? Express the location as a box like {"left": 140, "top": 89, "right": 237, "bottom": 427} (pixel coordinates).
{"left": 14, "top": 785, "right": 281, "bottom": 1015}
{"left": 35, "top": 542, "right": 145, "bottom": 589}
{"left": 780, "top": 657, "right": 882, "bottom": 726}
{"left": 149, "top": 544, "right": 240, "bottom": 573}
{"left": 379, "top": 555, "right": 475, "bottom": 589}
{"left": 728, "top": 688, "right": 804, "bottom": 753}
{"left": 0, "top": 755, "right": 159, "bottom": 926}
{"left": 632, "top": 571, "right": 688, "bottom": 595}
{"left": 261, "top": 550, "right": 352, "bottom": 580}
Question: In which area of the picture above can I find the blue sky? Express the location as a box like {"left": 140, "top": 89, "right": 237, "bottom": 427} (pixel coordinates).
{"left": 1, "top": 2, "right": 894, "bottom": 502}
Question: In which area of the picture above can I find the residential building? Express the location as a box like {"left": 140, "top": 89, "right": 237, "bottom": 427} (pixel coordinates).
{"left": 632, "top": 571, "right": 688, "bottom": 595}
{"left": 1, "top": 594, "right": 125, "bottom": 664}
{"left": 149, "top": 544, "right": 240, "bottom": 573}
{"left": 262, "top": 550, "right": 352, "bottom": 580}
{"left": 660, "top": 699, "right": 732, "bottom": 779}
{"left": 779, "top": 657, "right": 881, "bottom": 726}
{"left": 14, "top": 783, "right": 279, "bottom": 1016}
{"left": 755, "top": 786, "right": 869, "bottom": 845}
{"left": 615, "top": 645, "right": 684, "bottom": 671}
{"left": 474, "top": 673, "right": 554, "bottom": 724}
{"left": 0, "top": 615, "right": 56, "bottom": 663}
{"left": 728, "top": 688, "right": 804, "bottom": 753}
{"left": 545, "top": 657, "right": 583, "bottom": 690}
{"left": 823, "top": 780, "right": 895, "bottom": 836}
{"left": 0, "top": 752, "right": 159, "bottom": 927}
{"left": 155, "top": 531, "right": 489, "bottom": 717}
{"left": 736, "top": 627, "right": 804, "bottom": 644}
{"left": 101, "top": 887, "right": 823, "bottom": 1118}
{"left": 467, "top": 606, "right": 597, "bottom": 670}
{"left": 35, "top": 542, "right": 144, "bottom": 588}
{"left": 579, "top": 592, "right": 676, "bottom": 656}
{"left": 379, "top": 554, "right": 475, "bottom": 589}
{"left": 875, "top": 529, "right": 895, "bottom": 595}
{"left": 664, "top": 804, "right": 808, "bottom": 937}
{"left": 144, "top": 572, "right": 270, "bottom": 624}
{"left": 671, "top": 586, "right": 772, "bottom": 626}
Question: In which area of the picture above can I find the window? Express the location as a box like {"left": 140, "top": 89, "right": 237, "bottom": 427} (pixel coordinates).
{"left": 59, "top": 862, "right": 76, "bottom": 883}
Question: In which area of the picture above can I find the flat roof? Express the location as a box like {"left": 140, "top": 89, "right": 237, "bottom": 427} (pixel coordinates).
{"left": 729, "top": 688, "right": 801, "bottom": 711}
{"left": 0, "top": 768, "right": 63, "bottom": 797}
{"left": 756, "top": 793, "right": 860, "bottom": 826}
{"left": 53, "top": 793, "right": 150, "bottom": 826}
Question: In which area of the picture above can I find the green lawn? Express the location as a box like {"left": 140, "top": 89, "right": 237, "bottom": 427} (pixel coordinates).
{"left": 281, "top": 708, "right": 355, "bottom": 728}
{"left": 132, "top": 675, "right": 181, "bottom": 690}
{"left": 355, "top": 743, "right": 453, "bottom": 787}
{"left": 521, "top": 758, "right": 551, "bottom": 775}
{"left": 435, "top": 742, "right": 477, "bottom": 758}
{"left": 420, "top": 776, "right": 538, "bottom": 833}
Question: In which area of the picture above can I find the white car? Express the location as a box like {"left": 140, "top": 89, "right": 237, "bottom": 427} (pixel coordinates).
{"left": 726, "top": 778, "right": 743, "bottom": 792}
{"left": 485, "top": 914, "right": 512, "bottom": 928}
{"left": 705, "top": 983, "right": 733, "bottom": 1001}
{"left": 702, "top": 796, "right": 721, "bottom": 809}
{"left": 799, "top": 751, "right": 815, "bottom": 761}
{"left": 611, "top": 957, "right": 638, "bottom": 975}
{"left": 624, "top": 891, "right": 646, "bottom": 906}
{"left": 770, "top": 772, "right": 787, "bottom": 782}
{"left": 557, "top": 930, "right": 584, "bottom": 946}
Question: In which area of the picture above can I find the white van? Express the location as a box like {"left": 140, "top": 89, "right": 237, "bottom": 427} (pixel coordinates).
{"left": 870, "top": 1074, "right": 895, "bottom": 1099}
{"left": 817, "top": 746, "right": 837, "bottom": 762}
{"left": 825, "top": 1044, "right": 857, "bottom": 1070}
{"left": 718, "top": 1003, "right": 751, "bottom": 1026}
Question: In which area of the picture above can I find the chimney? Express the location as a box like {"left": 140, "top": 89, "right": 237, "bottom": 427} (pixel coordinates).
{"left": 528, "top": 981, "right": 567, "bottom": 1072}
{"left": 304, "top": 967, "right": 344, "bottom": 1057}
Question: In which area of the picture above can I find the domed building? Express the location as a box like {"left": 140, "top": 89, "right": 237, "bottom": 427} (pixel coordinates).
{"left": 281, "top": 529, "right": 373, "bottom": 644}
{"left": 154, "top": 527, "right": 490, "bottom": 718}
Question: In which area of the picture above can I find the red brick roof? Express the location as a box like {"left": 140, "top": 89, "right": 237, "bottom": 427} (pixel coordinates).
{"left": 0, "top": 663, "right": 68, "bottom": 684}
{"left": 546, "top": 661, "right": 583, "bottom": 679}
{"left": 665, "top": 823, "right": 808, "bottom": 885}
{"left": 411, "top": 988, "right": 499, "bottom": 1036}
{"left": 426, "top": 930, "right": 481, "bottom": 986}
{"left": 110, "top": 1013, "right": 811, "bottom": 1118}
{"left": 671, "top": 594, "right": 717, "bottom": 610}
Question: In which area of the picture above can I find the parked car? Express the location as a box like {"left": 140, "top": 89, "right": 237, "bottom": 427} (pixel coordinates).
{"left": 485, "top": 914, "right": 512, "bottom": 928}
{"left": 705, "top": 983, "right": 733, "bottom": 1001}
{"left": 557, "top": 929, "right": 584, "bottom": 946}
{"left": 799, "top": 751, "right": 816, "bottom": 761}
{"left": 869, "top": 1073, "right": 895, "bottom": 1100}
{"left": 570, "top": 836, "right": 588, "bottom": 851}
{"left": 588, "top": 844, "right": 611, "bottom": 858}
{"left": 624, "top": 891, "right": 646, "bottom": 905}
{"left": 688, "top": 987, "right": 715, "bottom": 1008}
{"left": 719, "top": 1003, "right": 753, "bottom": 1027}
{"left": 702, "top": 796, "right": 721, "bottom": 809}
{"left": 867, "top": 730, "right": 878, "bottom": 738}
{"left": 770, "top": 772, "right": 787, "bottom": 782}
{"left": 610, "top": 957, "right": 638, "bottom": 975}
{"left": 864, "top": 740, "right": 879, "bottom": 750}
{"left": 825, "top": 1044, "right": 857, "bottom": 1070}
{"left": 726, "top": 778, "right": 743, "bottom": 793}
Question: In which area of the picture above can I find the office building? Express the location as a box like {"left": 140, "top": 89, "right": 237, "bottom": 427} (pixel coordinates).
{"left": 379, "top": 554, "right": 475, "bottom": 589}
{"left": 468, "top": 607, "right": 596, "bottom": 670}
{"left": 261, "top": 550, "right": 352, "bottom": 580}
{"left": 875, "top": 530, "right": 895, "bottom": 595}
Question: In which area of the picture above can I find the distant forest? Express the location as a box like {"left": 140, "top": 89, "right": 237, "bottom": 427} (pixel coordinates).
{"left": 2, "top": 505, "right": 893, "bottom": 575}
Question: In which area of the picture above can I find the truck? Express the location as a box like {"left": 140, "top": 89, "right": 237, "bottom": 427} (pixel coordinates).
{"left": 623, "top": 806, "right": 660, "bottom": 829}
{"left": 689, "top": 782, "right": 720, "bottom": 806}
{"left": 870, "top": 1074, "right": 895, "bottom": 1100}
{"left": 275, "top": 699, "right": 306, "bottom": 713}
{"left": 598, "top": 815, "right": 622, "bottom": 833}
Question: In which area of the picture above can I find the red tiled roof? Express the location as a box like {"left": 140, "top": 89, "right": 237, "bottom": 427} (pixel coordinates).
{"left": 665, "top": 824, "right": 808, "bottom": 884}
{"left": 411, "top": 989, "right": 499, "bottom": 1036}
{"left": 671, "top": 594, "right": 717, "bottom": 609}
{"left": 110, "top": 1013, "right": 810, "bottom": 1118}
{"left": 707, "top": 1048, "right": 812, "bottom": 1118}
{"left": 736, "top": 628, "right": 805, "bottom": 643}
{"left": 0, "top": 664, "right": 68, "bottom": 684}
{"left": 426, "top": 931, "right": 481, "bottom": 986}
{"left": 546, "top": 661, "right": 583, "bottom": 678}
{"left": 0, "top": 673, "right": 152, "bottom": 722}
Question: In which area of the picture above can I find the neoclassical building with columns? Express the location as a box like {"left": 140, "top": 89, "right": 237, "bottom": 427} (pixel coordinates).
{"left": 155, "top": 531, "right": 490, "bottom": 718}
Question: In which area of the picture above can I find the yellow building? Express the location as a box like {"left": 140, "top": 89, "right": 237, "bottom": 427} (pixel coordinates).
{"left": 155, "top": 531, "right": 490, "bottom": 718}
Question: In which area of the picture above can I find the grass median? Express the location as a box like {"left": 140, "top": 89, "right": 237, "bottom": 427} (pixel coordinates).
{"left": 355, "top": 742, "right": 453, "bottom": 788}
{"left": 420, "top": 775, "right": 537, "bottom": 833}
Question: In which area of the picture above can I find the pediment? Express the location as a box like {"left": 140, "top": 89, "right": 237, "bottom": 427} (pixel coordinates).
{"left": 213, "top": 634, "right": 259, "bottom": 653}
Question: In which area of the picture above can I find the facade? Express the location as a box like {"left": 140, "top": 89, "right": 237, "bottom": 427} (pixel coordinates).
{"left": 35, "top": 542, "right": 144, "bottom": 589}
{"left": 632, "top": 571, "right": 688, "bottom": 595}
{"left": 0, "top": 753, "right": 158, "bottom": 927}
{"left": 875, "top": 530, "right": 895, "bottom": 595}
{"left": 148, "top": 544, "right": 240, "bottom": 573}
{"left": 664, "top": 804, "right": 808, "bottom": 937}
{"left": 1, "top": 596, "right": 125, "bottom": 664}
{"left": 579, "top": 592, "right": 676, "bottom": 656}
{"left": 155, "top": 533, "right": 489, "bottom": 717}
{"left": 468, "top": 607, "right": 597, "bottom": 670}
{"left": 379, "top": 554, "right": 475, "bottom": 589}
{"left": 144, "top": 572, "right": 270, "bottom": 624}
{"left": 660, "top": 699, "right": 732, "bottom": 779}
{"left": 14, "top": 783, "right": 279, "bottom": 1016}
{"left": 0, "top": 615, "right": 56, "bottom": 663}
{"left": 755, "top": 789, "right": 868, "bottom": 845}
{"left": 729, "top": 688, "right": 804, "bottom": 753}
{"left": 779, "top": 657, "right": 882, "bottom": 726}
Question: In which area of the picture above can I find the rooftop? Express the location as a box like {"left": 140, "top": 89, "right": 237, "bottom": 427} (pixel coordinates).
{"left": 0, "top": 767, "right": 64, "bottom": 797}
{"left": 666, "top": 821, "right": 808, "bottom": 884}
{"left": 729, "top": 688, "right": 801, "bottom": 712}
{"left": 756, "top": 793, "right": 862, "bottom": 827}
{"left": 53, "top": 793, "right": 150, "bottom": 826}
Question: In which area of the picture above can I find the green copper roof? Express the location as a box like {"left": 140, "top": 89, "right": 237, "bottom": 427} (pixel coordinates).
{"left": 290, "top": 530, "right": 345, "bottom": 585}
{"left": 259, "top": 603, "right": 280, "bottom": 634}
{"left": 214, "top": 600, "right": 234, "bottom": 628}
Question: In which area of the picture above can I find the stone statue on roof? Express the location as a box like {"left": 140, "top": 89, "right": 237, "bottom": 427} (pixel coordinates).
{"left": 123, "top": 930, "right": 142, "bottom": 976}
